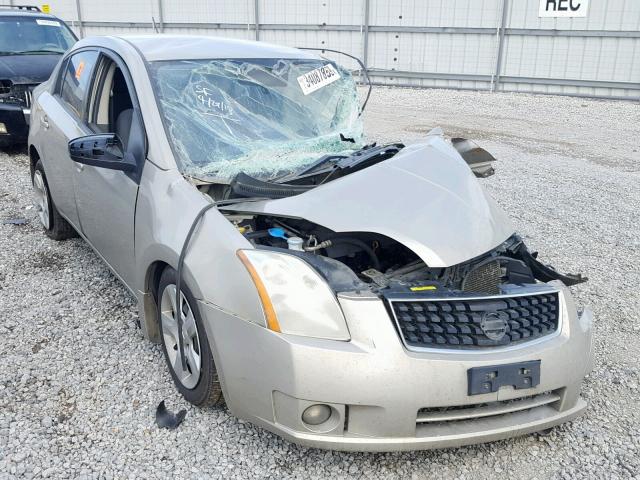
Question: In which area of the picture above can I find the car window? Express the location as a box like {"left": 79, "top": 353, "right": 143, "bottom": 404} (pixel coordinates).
{"left": 0, "top": 17, "right": 76, "bottom": 54}
{"left": 88, "top": 58, "right": 136, "bottom": 151}
{"left": 59, "top": 50, "right": 99, "bottom": 119}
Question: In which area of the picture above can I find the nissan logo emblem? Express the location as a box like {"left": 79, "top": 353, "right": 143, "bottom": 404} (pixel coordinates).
{"left": 480, "top": 312, "right": 508, "bottom": 341}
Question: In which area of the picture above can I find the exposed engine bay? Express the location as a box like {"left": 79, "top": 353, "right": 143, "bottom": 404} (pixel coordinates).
{"left": 199, "top": 136, "right": 587, "bottom": 297}
{"left": 218, "top": 211, "right": 585, "bottom": 296}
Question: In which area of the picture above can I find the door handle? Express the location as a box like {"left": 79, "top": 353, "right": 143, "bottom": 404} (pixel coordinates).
{"left": 40, "top": 115, "right": 49, "bottom": 129}
{"left": 76, "top": 163, "right": 84, "bottom": 172}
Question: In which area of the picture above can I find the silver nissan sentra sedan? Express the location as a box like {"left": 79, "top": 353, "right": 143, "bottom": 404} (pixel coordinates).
{"left": 27, "top": 35, "right": 594, "bottom": 451}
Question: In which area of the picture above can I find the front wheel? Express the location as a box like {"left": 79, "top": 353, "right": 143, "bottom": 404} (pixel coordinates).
{"left": 157, "top": 266, "right": 224, "bottom": 407}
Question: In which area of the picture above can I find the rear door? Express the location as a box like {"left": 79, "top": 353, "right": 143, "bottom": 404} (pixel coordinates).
{"left": 72, "top": 52, "right": 145, "bottom": 289}
{"left": 38, "top": 49, "right": 99, "bottom": 229}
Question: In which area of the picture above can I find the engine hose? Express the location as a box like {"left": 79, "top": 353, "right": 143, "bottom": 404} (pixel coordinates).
{"left": 326, "top": 236, "right": 381, "bottom": 271}
{"left": 175, "top": 202, "right": 216, "bottom": 371}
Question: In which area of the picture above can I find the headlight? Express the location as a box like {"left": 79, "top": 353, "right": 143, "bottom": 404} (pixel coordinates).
{"left": 237, "top": 249, "right": 350, "bottom": 340}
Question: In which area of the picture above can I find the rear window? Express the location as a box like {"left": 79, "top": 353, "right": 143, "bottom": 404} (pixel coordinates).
{"left": 0, "top": 16, "right": 76, "bottom": 55}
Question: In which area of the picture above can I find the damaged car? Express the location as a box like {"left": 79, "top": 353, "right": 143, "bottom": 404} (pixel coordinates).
{"left": 27, "top": 35, "right": 594, "bottom": 451}
{"left": 0, "top": 5, "right": 77, "bottom": 147}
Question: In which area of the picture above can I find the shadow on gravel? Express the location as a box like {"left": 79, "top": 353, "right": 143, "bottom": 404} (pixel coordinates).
{"left": 1, "top": 144, "right": 28, "bottom": 156}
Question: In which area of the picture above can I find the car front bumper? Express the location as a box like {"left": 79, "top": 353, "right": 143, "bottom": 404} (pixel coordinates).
{"left": 0, "top": 104, "right": 29, "bottom": 146}
{"left": 199, "top": 282, "right": 594, "bottom": 451}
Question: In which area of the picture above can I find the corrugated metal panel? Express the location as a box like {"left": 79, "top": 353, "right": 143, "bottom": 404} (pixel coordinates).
{"left": 82, "top": 26, "right": 154, "bottom": 36}
{"left": 78, "top": 0, "right": 155, "bottom": 23}
{"left": 502, "top": 35, "right": 639, "bottom": 82}
{"left": 499, "top": 0, "right": 640, "bottom": 99}
{"left": 259, "top": 30, "right": 363, "bottom": 70}
{"left": 44, "top": 0, "right": 78, "bottom": 21}
{"left": 370, "top": 0, "right": 501, "bottom": 28}
{"left": 259, "top": 0, "right": 364, "bottom": 25}
{"left": 508, "top": 0, "right": 640, "bottom": 30}
{"left": 163, "top": 0, "right": 253, "bottom": 24}
{"left": 42, "top": 0, "right": 640, "bottom": 100}
{"left": 169, "top": 28, "right": 254, "bottom": 40}
{"left": 368, "top": 32, "right": 497, "bottom": 74}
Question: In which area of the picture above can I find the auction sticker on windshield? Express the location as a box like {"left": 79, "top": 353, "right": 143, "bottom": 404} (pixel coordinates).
{"left": 35, "top": 19, "right": 61, "bottom": 27}
{"left": 297, "top": 64, "right": 340, "bottom": 95}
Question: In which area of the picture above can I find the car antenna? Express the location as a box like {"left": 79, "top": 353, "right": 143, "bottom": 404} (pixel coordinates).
{"left": 151, "top": 16, "right": 159, "bottom": 33}
{"left": 296, "top": 47, "right": 372, "bottom": 117}
{"left": 174, "top": 195, "right": 273, "bottom": 370}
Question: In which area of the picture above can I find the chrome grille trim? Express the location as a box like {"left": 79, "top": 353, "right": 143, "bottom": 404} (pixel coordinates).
{"left": 24, "top": 88, "right": 33, "bottom": 108}
{"left": 417, "top": 391, "right": 561, "bottom": 424}
{"left": 387, "top": 287, "right": 563, "bottom": 353}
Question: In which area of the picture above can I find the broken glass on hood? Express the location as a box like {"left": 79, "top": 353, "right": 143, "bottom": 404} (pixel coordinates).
{"left": 149, "top": 57, "right": 364, "bottom": 182}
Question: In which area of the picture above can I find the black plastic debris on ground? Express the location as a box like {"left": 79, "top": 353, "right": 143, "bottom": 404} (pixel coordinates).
{"left": 2, "top": 218, "right": 28, "bottom": 225}
{"left": 155, "top": 400, "right": 187, "bottom": 429}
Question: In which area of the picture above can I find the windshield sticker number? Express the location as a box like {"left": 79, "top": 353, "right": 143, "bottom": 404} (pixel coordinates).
{"left": 297, "top": 64, "right": 340, "bottom": 95}
{"left": 36, "top": 19, "right": 61, "bottom": 27}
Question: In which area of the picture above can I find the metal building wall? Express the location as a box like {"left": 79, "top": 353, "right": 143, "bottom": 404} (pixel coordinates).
{"left": 43, "top": 0, "right": 639, "bottom": 100}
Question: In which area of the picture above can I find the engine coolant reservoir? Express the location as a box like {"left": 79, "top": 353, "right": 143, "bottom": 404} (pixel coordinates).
{"left": 287, "top": 237, "right": 304, "bottom": 251}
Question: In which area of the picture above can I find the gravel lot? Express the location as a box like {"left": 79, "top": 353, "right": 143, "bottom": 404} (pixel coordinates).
{"left": 1, "top": 87, "right": 639, "bottom": 479}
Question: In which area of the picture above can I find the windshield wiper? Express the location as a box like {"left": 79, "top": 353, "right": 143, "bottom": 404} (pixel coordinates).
{"left": 12, "top": 49, "right": 65, "bottom": 55}
{"left": 273, "top": 142, "right": 404, "bottom": 186}
{"left": 268, "top": 134, "right": 363, "bottom": 182}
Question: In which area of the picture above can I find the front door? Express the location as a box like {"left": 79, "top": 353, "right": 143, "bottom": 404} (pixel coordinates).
{"left": 39, "top": 50, "right": 99, "bottom": 229}
{"left": 72, "top": 54, "right": 145, "bottom": 289}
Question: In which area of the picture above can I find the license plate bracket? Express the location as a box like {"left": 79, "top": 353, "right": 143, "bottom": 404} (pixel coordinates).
{"left": 467, "top": 360, "right": 541, "bottom": 395}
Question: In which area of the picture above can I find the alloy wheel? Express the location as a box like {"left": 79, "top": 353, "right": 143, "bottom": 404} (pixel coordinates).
{"left": 32, "top": 170, "right": 50, "bottom": 230}
{"left": 160, "top": 284, "right": 202, "bottom": 389}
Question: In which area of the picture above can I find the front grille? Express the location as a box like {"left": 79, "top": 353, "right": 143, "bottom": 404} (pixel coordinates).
{"left": 0, "top": 83, "right": 34, "bottom": 108}
{"left": 417, "top": 391, "right": 560, "bottom": 424}
{"left": 0, "top": 79, "right": 11, "bottom": 95}
{"left": 389, "top": 292, "right": 560, "bottom": 350}
{"left": 24, "top": 86, "right": 33, "bottom": 108}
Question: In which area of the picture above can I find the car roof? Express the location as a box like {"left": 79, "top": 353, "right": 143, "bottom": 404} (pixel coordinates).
{"left": 103, "top": 35, "right": 321, "bottom": 62}
{"left": 0, "top": 10, "right": 61, "bottom": 19}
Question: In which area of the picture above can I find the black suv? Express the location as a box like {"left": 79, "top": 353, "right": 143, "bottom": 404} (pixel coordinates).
{"left": 0, "top": 5, "right": 76, "bottom": 147}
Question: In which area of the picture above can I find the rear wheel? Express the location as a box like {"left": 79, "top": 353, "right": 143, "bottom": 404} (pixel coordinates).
{"left": 32, "top": 160, "right": 77, "bottom": 240}
{"left": 157, "top": 267, "right": 224, "bottom": 407}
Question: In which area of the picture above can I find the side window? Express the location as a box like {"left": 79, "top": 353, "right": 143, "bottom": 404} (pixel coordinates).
{"left": 89, "top": 58, "right": 137, "bottom": 151}
{"left": 60, "top": 50, "right": 99, "bottom": 118}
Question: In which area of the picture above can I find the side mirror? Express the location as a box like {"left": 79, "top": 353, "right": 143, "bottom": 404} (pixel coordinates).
{"left": 68, "top": 134, "right": 137, "bottom": 172}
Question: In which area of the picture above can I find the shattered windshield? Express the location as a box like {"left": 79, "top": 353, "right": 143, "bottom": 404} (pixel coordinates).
{"left": 149, "top": 58, "right": 363, "bottom": 181}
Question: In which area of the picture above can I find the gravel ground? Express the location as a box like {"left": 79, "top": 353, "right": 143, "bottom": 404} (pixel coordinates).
{"left": 1, "top": 88, "right": 639, "bottom": 479}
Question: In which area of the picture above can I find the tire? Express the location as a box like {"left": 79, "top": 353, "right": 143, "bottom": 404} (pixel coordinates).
{"left": 157, "top": 266, "right": 225, "bottom": 407}
{"left": 32, "top": 160, "right": 77, "bottom": 241}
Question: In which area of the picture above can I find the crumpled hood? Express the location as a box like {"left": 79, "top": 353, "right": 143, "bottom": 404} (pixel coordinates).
{"left": 0, "top": 54, "right": 60, "bottom": 84}
{"left": 225, "top": 135, "right": 515, "bottom": 267}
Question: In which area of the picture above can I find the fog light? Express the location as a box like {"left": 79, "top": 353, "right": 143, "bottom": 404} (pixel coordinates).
{"left": 302, "top": 404, "right": 332, "bottom": 426}
{"left": 0, "top": 123, "right": 7, "bottom": 134}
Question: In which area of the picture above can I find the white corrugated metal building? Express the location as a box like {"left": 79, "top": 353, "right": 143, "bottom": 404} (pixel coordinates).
{"left": 32, "top": 0, "right": 640, "bottom": 99}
